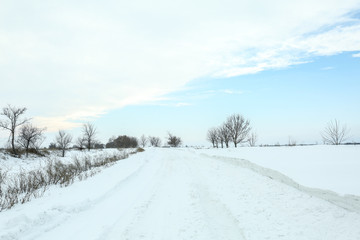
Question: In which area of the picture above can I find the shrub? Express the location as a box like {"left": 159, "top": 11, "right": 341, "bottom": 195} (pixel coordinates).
{"left": 0, "top": 150, "right": 137, "bottom": 211}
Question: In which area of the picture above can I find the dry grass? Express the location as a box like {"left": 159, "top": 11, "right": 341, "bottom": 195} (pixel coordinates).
{"left": 0, "top": 149, "right": 139, "bottom": 211}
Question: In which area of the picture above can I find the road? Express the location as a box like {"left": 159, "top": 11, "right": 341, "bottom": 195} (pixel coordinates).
{"left": 1, "top": 148, "right": 360, "bottom": 240}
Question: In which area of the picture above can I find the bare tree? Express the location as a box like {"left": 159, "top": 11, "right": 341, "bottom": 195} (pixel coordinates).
{"left": 167, "top": 132, "right": 182, "bottom": 147}
{"left": 207, "top": 128, "right": 218, "bottom": 148}
{"left": 225, "top": 114, "right": 251, "bottom": 148}
{"left": 248, "top": 132, "right": 258, "bottom": 147}
{"left": 216, "top": 128, "right": 224, "bottom": 148}
{"left": 0, "top": 105, "right": 29, "bottom": 154}
{"left": 321, "top": 119, "right": 349, "bottom": 145}
{"left": 75, "top": 137, "right": 86, "bottom": 150}
{"left": 139, "top": 134, "right": 148, "bottom": 148}
{"left": 218, "top": 125, "right": 231, "bottom": 148}
{"left": 149, "top": 136, "right": 161, "bottom": 147}
{"left": 82, "top": 123, "right": 97, "bottom": 151}
{"left": 17, "top": 124, "right": 45, "bottom": 157}
{"left": 288, "top": 136, "right": 296, "bottom": 146}
{"left": 56, "top": 130, "right": 73, "bottom": 157}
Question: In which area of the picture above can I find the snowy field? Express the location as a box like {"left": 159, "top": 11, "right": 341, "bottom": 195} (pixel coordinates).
{"left": 0, "top": 146, "right": 360, "bottom": 239}
{"left": 194, "top": 145, "right": 360, "bottom": 196}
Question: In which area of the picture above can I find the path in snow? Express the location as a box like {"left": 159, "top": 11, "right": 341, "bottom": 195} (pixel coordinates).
{"left": 1, "top": 148, "right": 360, "bottom": 240}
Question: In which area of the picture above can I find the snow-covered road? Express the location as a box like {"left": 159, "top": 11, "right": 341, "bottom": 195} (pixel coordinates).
{"left": 1, "top": 148, "right": 360, "bottom": 239}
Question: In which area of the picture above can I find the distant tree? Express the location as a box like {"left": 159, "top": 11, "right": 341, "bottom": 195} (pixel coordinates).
{"left": 167, "top": 132, "right": 182, "bottom": 147}
{"left": 17, "top": 124, "right": 45, "bottom": 157}
{"left": 56, "top": 130, "right": 72, "bottom": 157}
{"left": 218, "top": 124, "right": 231, "bottom": 148}
{"left": 207, "top": 128, "right": 218, "bottom": 148}
{"left": 321, "top": 119, "right": 349, "bottom": 145}
{"left": 140, "top": 134, "right": 148, "bottom": 147}
{"left": 215, "top": 128, "right": 224, "bottom": 148}
{"left": 75, "top": 137, "right": 86, "bottom": 150}
{"left": 106, "top": 135, "right": 138, "bottom": 148}
{"left": 225, "top": 114, "right": 251, "bottom": 147}
{"left": 94, "top": 141, "right": 105, "bottom": 149}
{"left": 49, "top": 142, "right": 57, "bottom": 149}
{"left": 105, "top": 136, "right": 116, "bottom": 148}
{"left": 287, "top": 136, "right": 296, "bottom": 146}
{"left": 0, "top": 105, "right": 29, "bottom": 154}
{"left": 82, "top": 123, "right": 97, "bottom": 151}
{"left": 248, "top": 132, "right": 258, "bottom": 147}
{"left": 149, "top": 136, "right": 161, "bottom": 147}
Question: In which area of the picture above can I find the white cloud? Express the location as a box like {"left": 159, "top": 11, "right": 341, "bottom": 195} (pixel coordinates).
{"left": 1, "top": 0, "right": 360, "bottom": 131}
{"left": 220, "top": 89, "right": 244, "bottom": 95}
{"left": 353, "top": 52, "right": 360, "bottom": 57}
{"left": 321, "top": 67, "right": 334, "bottom": 70}
{"left": 175, "top": 102, "right": 192, "bottom": 107}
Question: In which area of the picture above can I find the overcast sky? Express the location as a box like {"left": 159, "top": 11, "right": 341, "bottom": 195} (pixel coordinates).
{"left": 1, "top": 0, "right": 360, "bottom": 146}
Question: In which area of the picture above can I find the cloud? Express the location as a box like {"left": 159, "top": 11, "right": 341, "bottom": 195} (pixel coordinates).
{"left": 353, "top": 52, "right": 360, "bottom": 57}
{"left": 220, "top": 89, "right": 244, "bottom": 95}
{"left": 321, "top": 67, "right": 334, "bottom": 70}
{"left": 175, "top": 102, "right": 192, "bottom": 107}
{"left": 1, "top": 0, "right": 360, "bottom": 131}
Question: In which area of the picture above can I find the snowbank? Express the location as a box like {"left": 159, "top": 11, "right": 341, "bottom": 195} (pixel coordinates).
{"left": 194, "top": 145, "right": 360, "bottom": 196}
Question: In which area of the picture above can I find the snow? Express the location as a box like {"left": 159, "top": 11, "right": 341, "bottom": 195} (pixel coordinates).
{"left": 0, "top": 149, "right": 128, "bottom": 175}
{"left": 1, "top": 146, "right": 360, "bottom": 239}
{"left": 195, "top": 145, "right": 360, "bottom": 196}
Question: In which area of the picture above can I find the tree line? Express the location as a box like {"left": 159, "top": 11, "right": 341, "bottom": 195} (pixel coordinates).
{"left": 0, "top": 105, "right": 183, "bottom": 158}
{"left": 0, "top": 105, "right": 353, "bottom": 157}
{"left": 207, "top": 113, "right": 352, "bottom": 147}
{"left": 207, "top": 113, "right": 255, "bottom": 148}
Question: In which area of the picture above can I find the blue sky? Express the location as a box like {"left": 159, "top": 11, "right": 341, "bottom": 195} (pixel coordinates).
{"left": 91, "top": 52, "right": 360, "bottom": 146}
{"left": 1, "top": 0, "right": 360, "bottom": 147}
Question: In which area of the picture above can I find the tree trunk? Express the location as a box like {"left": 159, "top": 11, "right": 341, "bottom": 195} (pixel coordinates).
{"left": 25, "top": 141, "right": 30, "bottom": 157}
{"left": 11, "top": 130, "right": 16, "bottom": 154}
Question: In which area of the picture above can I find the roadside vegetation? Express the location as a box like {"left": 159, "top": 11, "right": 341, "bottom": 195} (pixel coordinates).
{"left": 0, "top": 148, "right": 144, "bottom": 211}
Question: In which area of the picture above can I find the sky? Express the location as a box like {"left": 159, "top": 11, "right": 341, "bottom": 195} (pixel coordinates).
{"left": 0, "top": 0, "right": 360, "bottom": 147}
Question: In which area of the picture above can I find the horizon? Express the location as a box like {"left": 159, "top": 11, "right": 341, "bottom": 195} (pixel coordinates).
{"left": 1, "top": 0, "right": 360, "bottom": 147}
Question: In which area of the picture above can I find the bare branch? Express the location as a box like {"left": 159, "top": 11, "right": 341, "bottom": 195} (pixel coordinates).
{"left": 225, "top": 114, "right": 251, "bottom": 147}
{"left": 56, "top": 130, "right": 73, "bottom": 157}
{"left": 17, "top": 124, "right": 45, "bottom": 157}
{"left": 207, "top": 128, "right": 218, "bottom": 148}
{"left": 139, "top": 134, "right": 148, "bottom": 148}
{"left": 82, "top": 123, "right": 97, "bottom": 151}
{"left": 148, "top": 136, "right": 161, "bottom": 147}
{"left": 0, "top": 105, "right": 29, "bottom": 154}
{"left": 321, "top": 119, "right": 349, "bottom": 145}
{"left": 248, "top": 132, "right": 258, "bottom": 147}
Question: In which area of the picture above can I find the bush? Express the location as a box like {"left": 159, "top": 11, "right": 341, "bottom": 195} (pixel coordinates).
{"left": 106, "top": 135, "right": 138, "bottom": 148}
{"left": 136, "top": 147, "right": 145, "bottom": 152}
{"left": 0, "top": 150, "right": 138, "bottom": 211}
{"left": 167, "top": 133, "right": 182, "bottom": 147}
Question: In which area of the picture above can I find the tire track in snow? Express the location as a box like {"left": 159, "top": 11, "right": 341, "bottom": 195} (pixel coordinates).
{"left": 6, "top": 152, "right": 159, "bottom": 240}
{"left": 191, "top": 182, "right": 247, "bottom": 240}
{"left": 182, "top": 151, "right": 247, "bottom": 240}
{"left": 103, "top": 149, "right": 208, "bottom": 239}
{"left": 98, "top": 152, "right": 172, "bottom": 240}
